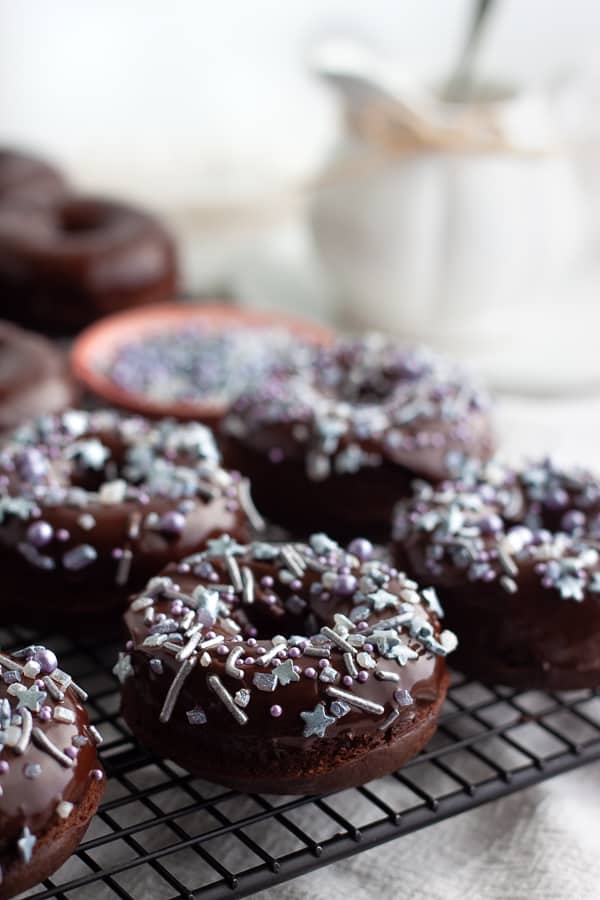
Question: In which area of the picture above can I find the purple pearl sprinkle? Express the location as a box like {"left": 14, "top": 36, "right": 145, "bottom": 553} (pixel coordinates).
{"left": 159, "top": 510, "right": 186, "bottom": 536}
{"left": 260, "top": 576, "right": 274, "bottom": 588}
{"left": 33, "top": 648, "right": 57, "bottom": 675}
{"left": 347, "top": 538, "right": 373, "bottom": 561}
{"left": 91, "top": 769, "right": 103, "bottom": 781}
{"left": 318, "top": 658, "right": 328, "bottom": 669}
{"left": 26, "top": 520, "right": 53, "bottom": 548}
{"left": 357, "top": 671, "right": 369, "bottom": 683}
{"left": 39, "top": 707, "right": 52, "bottom": 722}
{"left": 217, "top": 645, "right": 229, "bottom": 656}
{"left": 304, "top": 667, "right": 317, "bottom": 679}
{"left": 289, "top": 647, "right": 301, "bottom": 658}
{"left": 270, "top": 705, "right": 283, "bottom": 718}
{"left": 247, "top": 637, "right": 257, "bottom": 647}
{"left": 0, "top": 761, "right": 9, "bottom": 774}
{"left": 64, "top": 746, "right": 78, "bottom": 760}
{"left": 334, "top": 574, "right": 357, "bottom": 597}
{"left": 342, "top": 675, "right": 354, "bottom": 687}
{"left": 56, "top": 528, "right": 70, "bottom": 542}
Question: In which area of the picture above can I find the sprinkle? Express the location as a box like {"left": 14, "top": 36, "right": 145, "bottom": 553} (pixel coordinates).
{"left": 69, "top": 680, "right": 88, "bottom": 702}
{"left": 22, "top": 660, "right": 41, "bottom": 679}
{"left": 53, "top": 706, "right": 76, "bottom": 724}
{"left": 224, "top": 647, "right": 244, "bottom": 680}
{"left": 319, "top": 665, "right": 339, "bottom": 684}
{"left": 304, "top": 646, "right": 330, "bottom": 658}
{"left": 113, "top": 653, "right": 133, "bottom": 684}
{"left": 500, "top": 575, "right": 518, "bottom": 594}
{"left": 56, "top": 801, "right": 74, "bottom": 819}
{"left": 356, "top": 651, "right": 377, "bottom": 670}
{"left": 14, "top": 708, "right": 32, "bottom": 754}
{"left": 78, "top": 513, "right": 96, "bottom": 531}
{"left": 24, "top": 762, "right": 41, "bottom": 779}
{"left": 207, "top": 674, "right": 248, "bottom": 725}
{"left": 253, "top": 672, "right": 277, "bottom": 692}
{"left": 63, "top": 544, "right": 98, "bottom": 572}
{"left": 186, "top": 707, "right": 208, "bottom": 725}
{"left": 330, "top": 700, "right": 351, "bottom": 718}
{"left": 241, "top": 566, "right": 254, "bottom": 605}
{"left": 498, "top": 547, "right": 518, "bottom": 577}
{"left": 234, "top": 688, "right": 251, "bottom": 708}
{"left": 319, "top": 626, "right": 356, "bottom": 654}
{"left": 239, "top": 478, "right": 266, "bottom": 531}
{"left": 159, "top": 657, "right": 197, "bottom": 724}
{"left": 225, "top": 555, "right": 243, "bottom": 592}
{"left": 31, "top": 728, "right": 74, "bottom": 767}
{"left": 343, "top": 652, "right": 358, "bottom": 678}
{"left": 17, "top": 687, "right": 46, "bottom": 712}
{"left": 272, "top": 659, "right": 300, "bottom": 686}
{"left": 89, "top": 725, "right": 103, "bottom": 746}
{"left": 99, "top": 479, "right": 127, "bottom": 504}
{"left": 270, "top": 704, "right": 283, "bottom": 717}
{"left": 199, "top": 635, "right": 224, "bottom": 651}
{"left": 176, "top": 632, "right": 202, "bottom": 662}
{"left": 300, "top": 702, "right": 336, "bottom": 738}
{"left": 280, "top": 545, "right": 305, "bottom": 578}
{"left": 375, "top": 670, "right": 401, "bottom": 682}
{"left": 394, "top": 688, "right": 413, "bottom": 706}
{"left": 199, "top": 652, "right": 212, "bottom": 667}
{"left": 326, "top": 686, "right": 385, "bottom": 715}
{"left": 378, "top": 709, "right": 400, "bottom": 731}
{"left": 17, "top": 826, "right": 36, "bottom": 863}
{"left": 116, "top": 548, "right": 133, "bottom": 586}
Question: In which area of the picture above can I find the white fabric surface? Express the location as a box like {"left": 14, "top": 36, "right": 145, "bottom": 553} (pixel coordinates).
{"left": 252, "top": 393, "right": 600, "bottom": 900}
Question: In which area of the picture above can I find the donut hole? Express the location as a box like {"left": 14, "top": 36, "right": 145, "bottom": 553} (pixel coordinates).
{"left": 58, "top": 201, "right": 107, "bottom": 235}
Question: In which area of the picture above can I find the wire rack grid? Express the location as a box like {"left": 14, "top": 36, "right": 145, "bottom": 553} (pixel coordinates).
{"left": 9, "top": 620, "right": 600, "bottom": 900}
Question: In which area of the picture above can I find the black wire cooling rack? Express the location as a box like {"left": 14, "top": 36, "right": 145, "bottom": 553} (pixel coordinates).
{"left": 9, "top": 621, "right": 600, "bottom": 900}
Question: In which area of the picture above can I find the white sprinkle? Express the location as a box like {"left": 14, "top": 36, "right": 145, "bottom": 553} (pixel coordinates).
{"left": 53, "top": 706, "right": 76, "bottom": 725}
{"left": 225, "top": 647, "right": 244, "bottom": 680}
{"left": 23, "top": 660, "right": 41, "bottom": 679}
{"left": 56, "top": 800, "right": 74, "bottom": 819}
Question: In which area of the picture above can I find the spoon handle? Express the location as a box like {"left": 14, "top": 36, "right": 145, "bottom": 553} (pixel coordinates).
{"left": 444, "top": 0, "right": 496, "bottom": 101}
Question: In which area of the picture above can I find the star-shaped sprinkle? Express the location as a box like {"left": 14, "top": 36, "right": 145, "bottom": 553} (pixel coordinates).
{"left": 369, "top": 589, "right": 400, "bottom": 612}
{"left": 17, "top": 826, "right": 36, "bottom": 863}
{"left": 17, "top": 687, "right": 47, "bottom": 713}
{"left": 273, "top": 660, "right": 300, "bottom": 686}
{"left": 206, "top": 534, "right": 246, "bottom": 558}
{"left": 112, "top": 653, "right": 133, "bottom": 684}
{"left": 300, "top": 702, "right": 336, "bottom": 738}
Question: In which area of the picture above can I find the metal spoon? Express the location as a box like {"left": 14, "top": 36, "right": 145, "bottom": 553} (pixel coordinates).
{"left": 443, "top": 0, "right": 497, "bottom": 102}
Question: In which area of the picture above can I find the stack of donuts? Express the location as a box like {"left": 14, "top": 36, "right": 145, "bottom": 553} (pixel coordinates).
{"left": 0, "top": 144, "right": 596, "bottom": 896}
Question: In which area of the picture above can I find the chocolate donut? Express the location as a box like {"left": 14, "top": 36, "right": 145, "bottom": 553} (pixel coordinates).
{"left": 117, "top": 532, "right": 455, "bottom": 794}
{"left": 0, "top": 149, "right": 67, "bottom": 208}
{"left": 0, "top": 644, "right": 104, "bottom": 899}
{"left": 393, "top": 458, "right": 600, "bottom": 689}
{"left": 223, "top": 334, "right": 494, "bottom": 539}
{"left": 0, "top": 410, "right": 257, "bottom": 625}
{"left": 0, "top": 195, "right": 177, "bottom": 333}
{"left": 0, "top": 321, "right": 77, "bottom": 434}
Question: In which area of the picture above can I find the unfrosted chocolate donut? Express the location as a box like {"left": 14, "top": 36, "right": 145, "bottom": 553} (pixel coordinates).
{"left": 393, "top": 458, "right": 600, "bottom": 689}
{"left": 117, "top": 532, "right": 455, "bottom": 794}
{"left": 0, "top": 195, "right": 177, "bottom": 333}
{"left": 0, "top": 410, "right": 257, "bottom": 626}
{"left": 0, "top": 149, "right": 67, "bottom": 208}
{"left": 223, "top": 334, "right": 494, "bottom": 539}
{"left": 0, "top": 644, "right": 104, "bottom": 899}
{"left": 0, "top": 321, "right": 77, "bottom": 433}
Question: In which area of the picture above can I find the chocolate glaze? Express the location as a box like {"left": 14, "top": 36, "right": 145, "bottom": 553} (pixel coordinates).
{"left": 223, "top": 335, "right": 494, "bottom": 538}
{"left": 0, "top": 150, "right": 67, "bottom": 208}
{"left": 0, "top": 195, "right": 177, "bottom": 333}
{"left": 0, "top": 410, "right": 252, "bottom": 626}
{"left": 119, "top": 533, "right": 454, "bottom": 793}
{"left": 0, "top": 321, "right": 77, "bottom": 433}
{"left": 0, "top": 645, "right": 103, "bottom": 896}
{"left": 393, "top": 459, "right": 600, "bottom": 688}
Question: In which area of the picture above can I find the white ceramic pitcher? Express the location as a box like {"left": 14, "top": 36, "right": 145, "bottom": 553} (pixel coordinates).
{"left": 311, "top": 76, "right": 586, "bottom": 350}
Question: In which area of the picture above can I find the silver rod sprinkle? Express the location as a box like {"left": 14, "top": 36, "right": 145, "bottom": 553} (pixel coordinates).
{"left": 199, "top": 635, "right": 224, "bottom": 651}
{"left": 31, "top": 727, "right": 75, "bottom": 767}
{"left": 43, "top": 677, "right": 64, "bottom": 702}
{"left": 241, "top": 566, "right": 254, "bottom": 605}
{"left": 304, "top": 646, "right": 331, "bottom": 658}
{"left": 0, "top": 654, "right": 23, "bottom": 673}
{"left": 226, "top": 555, "right": 243, "bottom": 592}
{"left": 280, "top": 546, "right": 304, "bottom": 578}
{"left": 14, "top": 708, "right": 32, "bottom": 755}
{"left": 224, "top": 647, "right": 244, "bottom": 680}
{"left": 89, "top": 725, "right": 103, "bottom": 746}
{"left": 320, "top": 626, "right": 356, "bottom": 654}
{"left": 159, "top": 657, "right": 197, "bottom": 724}
{"left": 69, "top": 681, "right": 89, "bottom": 702}
{"left": 343, "top": 652, "right": 358, "bottom": 678}
{"left": 176, "top": 632, "right": 201, "bottom": 662}
{"left": 207, "top": 675, "right": 248, "bottom": 725}
{"left": 378, "top": 709, "right": 400, "bottom": 731}
{"left": 239, "top": 478, "right": 265, "bottom": 531}
{"left": 375, "top": 671, "right": 401, "bottom": 683}
{"left": 326, "top": 686, "right": 385, "bottom": 715}
{"left": 116, "top": 548, "right": 133, "bottom": 586}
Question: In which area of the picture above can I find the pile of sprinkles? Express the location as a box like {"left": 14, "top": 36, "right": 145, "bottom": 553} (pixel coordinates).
{"left": 118, "top": 532, "right": 456, "bottom": 742}
{"left": 0, "top": 410, "right": 261, "bottom": 587}
{"left": 393, "top": 458, "right": 600, "bottom": 602}
{"left": 225, "top": 333, "right": 492, "bottom": 481}
{"left": 101, "top": 324, "right": 316, "bottom": 408}
{"left": 0, "top": 645, "right": 102, "bottom": 877}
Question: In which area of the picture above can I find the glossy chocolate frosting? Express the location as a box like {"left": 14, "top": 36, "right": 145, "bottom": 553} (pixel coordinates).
{"left": 0, "top": 150, "right": 67, "bottom": 208}
{"left": 119, "top": 533, "right": 455, "bottom": 793}
{"left": 0, "top": 194, "right": 177, "bottom": 333}
{"left": 0, "top": 321, "right": 76, "bottom": 433}
{"left": 0, "top": 410, "right": 254, "bottom": 624}
{"left": 0, "top": 645, "right": 103, "bottom": 886}
{"left": 393, "top": 459, "right": 600, "bottom": 688}
{"left": 223, "top": 334, "right": 494, "bottom": 537}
